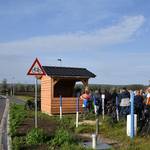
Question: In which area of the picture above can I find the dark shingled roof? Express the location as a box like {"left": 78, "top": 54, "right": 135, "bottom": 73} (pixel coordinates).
{"left": 42, "top": 66, "right": 96, "bottom": 78}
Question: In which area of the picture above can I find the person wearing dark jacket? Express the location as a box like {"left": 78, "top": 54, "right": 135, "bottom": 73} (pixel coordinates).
{"left": 111, "top": 89, "right": 118, "bottom": 106}
{"left": 93, "top": 90, "right": 101, "bottom": 115}
{"left": 134, "top": 90, "right": 144, "bottom": 121}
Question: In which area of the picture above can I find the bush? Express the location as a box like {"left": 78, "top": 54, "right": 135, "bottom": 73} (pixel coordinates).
{"left": 75, "top": 124, "right": 95, "bottom": 134}
{"left": 24, "top": 99, "right": 34, "bottom": 110}
{"left": 59, "top": 116, "right": 75, "bottom": 131}
{"left": 24, "top": 99, "right": 41, "bottom": 110}
{"left": 60, "top": 142, "right": 88, "bottom": 150}
{"left": 49, "top": 128, "right": 74, "bottom": 149}
{"left": 9, "top": 104, "right": 27, "bottom": 136}
{"left": 12, "top": 137, "right": 25, "bottom": 150}
{"left": 26, "top": 128, "right": 46, "bottom": 145}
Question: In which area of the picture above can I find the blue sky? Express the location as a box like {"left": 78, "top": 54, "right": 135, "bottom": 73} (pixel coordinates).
{"left": 0, "top": 0, "right": 150, "bottom": 85}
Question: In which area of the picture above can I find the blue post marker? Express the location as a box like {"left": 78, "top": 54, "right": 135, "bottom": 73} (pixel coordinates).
{"left": 76, "top": 93, "right": 80, "bottom": 127}
{"left": 60, "top": 95, "right": 62, "bottom": 119}
{"left": 130, "top": 92, "right": 134, "bottom": 139}
{"left": 116, "top": 96, "right": 119, "bottom": 121}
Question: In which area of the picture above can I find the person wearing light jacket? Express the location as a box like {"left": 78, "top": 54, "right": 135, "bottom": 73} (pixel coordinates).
{"left": 119, "top": 87, "right": 130, "bottom": 118}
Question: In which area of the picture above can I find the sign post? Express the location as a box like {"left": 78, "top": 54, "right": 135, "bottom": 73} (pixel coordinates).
{"left": 34, "top": 78, "right": 38, "bottom": 128}
{"left": 27, "top": 58, "right": 46, "bottom": 128}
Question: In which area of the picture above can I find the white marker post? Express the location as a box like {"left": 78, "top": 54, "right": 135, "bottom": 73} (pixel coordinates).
{"left": 60, "top": 95, "right": 62, "bottom": 119}
{"left": 92, "top": 134, "right": 96, "bottom": 149}
{"left": 101, "top": 94, "right": 105, "bottom": 120}
{"left": 76, "top": 94, "right": 79, "bottom": 128}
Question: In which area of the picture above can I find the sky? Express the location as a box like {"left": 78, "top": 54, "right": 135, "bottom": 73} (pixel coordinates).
{"left": 0, "top": 0, "right": 150, "bottom": 85}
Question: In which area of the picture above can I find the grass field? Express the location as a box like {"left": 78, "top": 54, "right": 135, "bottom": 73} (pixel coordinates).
{"left": 99, "top": 116, "right": 150, "bottom": 150}
{"left": 14, "top": 95, "right": 34, "bottom": 101}
{"left": 9, "top": 102, "right": 150, "bottom": 150}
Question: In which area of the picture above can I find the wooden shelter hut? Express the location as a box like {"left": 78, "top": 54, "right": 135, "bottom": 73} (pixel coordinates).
{"left": 41, "top": 66, "right": 96, "bottom": 115}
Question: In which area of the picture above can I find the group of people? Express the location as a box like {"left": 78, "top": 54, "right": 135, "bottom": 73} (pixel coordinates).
{"left": 80, "top": 87, "right": 150, "bottom": 124}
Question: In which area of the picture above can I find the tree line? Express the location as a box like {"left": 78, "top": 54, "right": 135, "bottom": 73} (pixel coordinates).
{"left": 0, "top": 78, "right": 147, "bottom": 96}
{"left": 0, "top": 78, "right": 39, "bottom": 96}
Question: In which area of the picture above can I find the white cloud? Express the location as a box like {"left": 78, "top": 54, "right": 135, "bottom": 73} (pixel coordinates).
{"left": 0, "top": 15, "right": 145, "bottom": 56}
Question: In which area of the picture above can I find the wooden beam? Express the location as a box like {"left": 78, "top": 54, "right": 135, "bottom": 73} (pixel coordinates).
{"left": 53, "top": 78, "right": 60, "bottom": 86}
{"left": 81, "top": 79, "right": 89, "bottom": 88}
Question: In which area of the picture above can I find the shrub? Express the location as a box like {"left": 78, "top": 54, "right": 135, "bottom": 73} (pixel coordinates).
{"left": 24, "top": 99, "right": 34, "bottom": 110}
{"left": 24, "top": 99, "right": 41, "bottom": 110}
{"left": 26, "top": 128, "right": 46, "bottom": 145}
{"left": 9, "top": 104, "right": 27, "bottom": 136}
{"left": 49, "top": 128, "right": 74, "bottom": 149}
{"left": 75, "top": 124, "right": 95, "bottom": 133}
{"left": 59, "top": 116, "right": 75, "bottom": 131}
{"left": 60, "top": 142, "right": 88, "bottom": 150}
{"left": 12, "top": 137, "right": 25, "bottom": 150}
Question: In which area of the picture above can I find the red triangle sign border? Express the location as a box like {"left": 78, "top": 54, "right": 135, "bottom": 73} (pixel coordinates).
{"left": 27, "top": 58, "right": 46, "bottom": 76}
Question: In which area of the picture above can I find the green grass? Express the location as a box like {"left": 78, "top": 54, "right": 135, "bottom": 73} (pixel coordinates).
{"left": 15, "top": 95, "right": 34, "bottom": 101}
{"left": 26, "top": 128, "right": 46, "bottom": 145}
{"left": 9, "top": 103, "right": 27, "bottom": 136}
{"left": 9, "top": 103, "right": 150, "bottom": 150}
{"left": 75, "top": 124, "right": 95, "bottom": 134}
{"left": 99, "top": 116, "right": 150, "bottom": 150}
{"left": 9, "top": 104, "right": 88, "bottom": 150}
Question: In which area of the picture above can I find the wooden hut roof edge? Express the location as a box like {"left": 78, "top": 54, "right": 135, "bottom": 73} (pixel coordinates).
{"left": 42, "top": 66, "right": 96, "bottom": 78}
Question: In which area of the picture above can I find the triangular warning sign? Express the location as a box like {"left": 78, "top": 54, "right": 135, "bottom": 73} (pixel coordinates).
{"left": 27, "top": 58, "right": 46, "bottom": 75}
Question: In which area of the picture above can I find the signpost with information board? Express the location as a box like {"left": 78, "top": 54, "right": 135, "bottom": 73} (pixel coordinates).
{"left": 27, "top": 58, "right": 46, "bottom": 128}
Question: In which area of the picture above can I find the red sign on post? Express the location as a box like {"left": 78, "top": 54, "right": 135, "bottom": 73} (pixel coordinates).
{"left": 27, "top": 58, "right": 46, "bottom": 76}
{"left": 27, "top": 58, "right": 45, "bottom": 128}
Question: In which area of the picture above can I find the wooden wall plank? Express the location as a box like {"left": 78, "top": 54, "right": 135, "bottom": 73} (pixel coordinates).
{"left": 41, "top": 76, "right": 52, "bottom": 114}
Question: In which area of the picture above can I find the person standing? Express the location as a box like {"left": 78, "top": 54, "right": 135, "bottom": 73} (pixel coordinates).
{"left": 93, "top": 90, "right": 101, "bottom": 115}
{"left": 145, "top": 87, "right": 150, "bottom": 119}
{"left": 134, "top": 90, "right": 144, "bottom": 121}
{"left": 146, "top": 87, "right": 150, "bottom": 107}
{"left": 119, "top": 87, "right": 130, "bottom": 118}
{"left": 80, "top": 87, "right": 91, "bottom": 118}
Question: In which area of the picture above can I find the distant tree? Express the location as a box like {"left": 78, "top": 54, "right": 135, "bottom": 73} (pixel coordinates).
{"left": 1, "top": 78, "right": 8, "bottom": 95}
{"left": 15, "top": 83, "right": 25, "bottom": 92}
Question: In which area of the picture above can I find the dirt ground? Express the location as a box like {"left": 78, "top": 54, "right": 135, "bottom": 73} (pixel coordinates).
{"left": 17, "top": 116, "right": 58, "bottom": 137}
{"left": 16, "top": 115, "right": 58, "bottom": 150}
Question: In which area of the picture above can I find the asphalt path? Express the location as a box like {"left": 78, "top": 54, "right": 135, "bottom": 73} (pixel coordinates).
{"left": 0, "top": 96, "right": 7, "bottom": 150}
{"left": 0, "top": 97, "right": 6, "bottom": 125}
{"left": 0, "top": 96, "right": 25, "bottom": 150}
